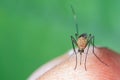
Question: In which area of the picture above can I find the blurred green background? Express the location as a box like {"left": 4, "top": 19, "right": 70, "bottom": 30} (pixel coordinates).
{"left": 0, "top": 0, "right": 120, "bottom": 80}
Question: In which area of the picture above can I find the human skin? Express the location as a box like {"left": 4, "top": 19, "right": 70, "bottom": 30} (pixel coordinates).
{"left": 28, "top": 46, "right": 120, "bottom": 80}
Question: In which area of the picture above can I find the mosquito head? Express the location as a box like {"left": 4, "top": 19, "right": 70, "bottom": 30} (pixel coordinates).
{"left": 78, "top": 49, "right": 84, "bottom": 53}
{"left": 79, "top": 33, "right": 88, "bottom": 39}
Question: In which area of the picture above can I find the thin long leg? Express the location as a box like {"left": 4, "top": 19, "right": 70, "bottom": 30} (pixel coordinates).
{"left": 84, "top": 41, "right": 91, "bottom": 71}
{"left": 71, "top": 36, "right": 78, "bottom": 70}
{"left": 91, "top": 36, "right": 108, "bottom": 66}
{"left": 79, "top": 52, "right": 82, "bottom": 65}
{"left": 84, "top": 34, "right": 92, "bottom": 71}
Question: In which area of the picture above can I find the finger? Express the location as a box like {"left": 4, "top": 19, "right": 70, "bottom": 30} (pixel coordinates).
{"left": 28, "top": 50, "right": 73, "bottom": 80}
{"left": 33, "top": 46, "right": 120, "bottom": 80}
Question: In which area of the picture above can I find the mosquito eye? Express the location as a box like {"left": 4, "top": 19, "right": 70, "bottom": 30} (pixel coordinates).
{"left": 79, "top": 33, "right": 87, "bottom": 38}
{"left": 84, "top": 36, "right": 87, "bottom": 39}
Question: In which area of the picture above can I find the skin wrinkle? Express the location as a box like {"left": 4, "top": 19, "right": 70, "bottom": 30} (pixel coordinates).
{"left": 32, "top": 47, "right": 120, "bottom": 80}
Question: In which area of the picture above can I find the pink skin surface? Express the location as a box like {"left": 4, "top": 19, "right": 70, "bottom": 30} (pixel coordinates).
{"left": 28, "top": 47, "right": 120, "bottom": 80}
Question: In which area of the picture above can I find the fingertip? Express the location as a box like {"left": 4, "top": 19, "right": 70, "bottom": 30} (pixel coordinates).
{"left": 37, "top": 47, "right": 120, "bottom": 80}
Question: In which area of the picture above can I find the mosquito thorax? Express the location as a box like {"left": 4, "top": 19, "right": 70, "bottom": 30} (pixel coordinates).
{"left": 77, "top": 34, "right": 88, "bottom": 50}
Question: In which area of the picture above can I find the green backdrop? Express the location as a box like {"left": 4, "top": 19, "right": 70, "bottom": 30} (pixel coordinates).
{"left": 0, "top": 0, "right": 120, "bottom": 80}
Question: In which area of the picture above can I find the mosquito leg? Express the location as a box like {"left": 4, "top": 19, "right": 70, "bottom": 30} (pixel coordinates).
{"left": 78, "top": 49, "right": 82, "bottom": 65}
{"left": 84, "top": 34, "right": 92, "bottom": 71}
{"left": 84, "top": 41, "right": 91, "bottom": 71}
{"left": 71, "top": 36, "right": 78, "bottom": 70}
{"left": 79, "top": 52, "right": 82, "bottom": 65}
{"left": 92, "top": 36, "right": 95, "bottom": 52}
{"left": 91, "top": 36, "right": 108, "bottom": 66}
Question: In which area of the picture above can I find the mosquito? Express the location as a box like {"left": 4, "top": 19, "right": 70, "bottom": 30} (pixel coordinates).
{"left": 70, "top": 5, "right": 108, "bottom": 71}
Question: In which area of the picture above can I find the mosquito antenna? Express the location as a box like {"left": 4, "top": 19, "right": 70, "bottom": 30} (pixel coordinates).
{"left": 71, "top": 5, "right": 79, "bottom": 37}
